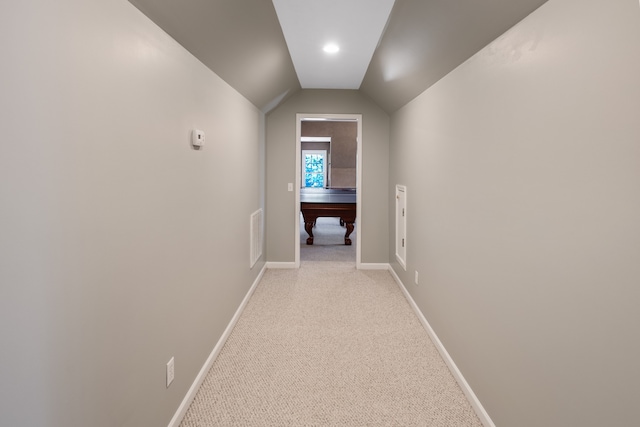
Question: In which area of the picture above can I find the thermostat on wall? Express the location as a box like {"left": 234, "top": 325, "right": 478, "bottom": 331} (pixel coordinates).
{"left": 191, "top": 129, "right": 205, "bottom": 148}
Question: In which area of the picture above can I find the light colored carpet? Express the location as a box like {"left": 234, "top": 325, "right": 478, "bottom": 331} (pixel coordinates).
{"left": 179, "top": 260, "right": 483, "bottom": 426}
{"left": 300, "top": 216, "right": 356, "bottom": 262}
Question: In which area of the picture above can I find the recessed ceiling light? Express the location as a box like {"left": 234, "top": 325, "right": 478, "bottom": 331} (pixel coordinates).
{"left": 323, "top": 44, "right": 340, "bottom": 54}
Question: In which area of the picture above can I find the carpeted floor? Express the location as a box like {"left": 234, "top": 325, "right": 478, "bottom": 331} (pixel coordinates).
{"left": 179, "top": 255, "right": 483, "bottom": 426}
{"left": 299, "top": 216, "right": 356, "bottom": 262}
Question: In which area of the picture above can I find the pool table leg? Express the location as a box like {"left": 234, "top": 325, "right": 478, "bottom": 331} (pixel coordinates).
{"left": 304, "top": 220, "right": 315, "bottom": 245}
{"left": 344, "top": 222, "right": 354, "bottom": 245}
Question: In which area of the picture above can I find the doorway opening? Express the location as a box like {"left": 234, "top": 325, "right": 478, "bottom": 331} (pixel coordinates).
{"left": 294, "top": 113, "right": 362, "bottom": 268}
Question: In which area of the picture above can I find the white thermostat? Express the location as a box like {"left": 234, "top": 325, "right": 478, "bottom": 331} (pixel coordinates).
{"left": 191, "top": 129, "right": 205, "bottom": 148}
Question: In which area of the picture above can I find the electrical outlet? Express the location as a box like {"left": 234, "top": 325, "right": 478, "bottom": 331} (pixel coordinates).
{"left": 415, "top": 271, "right": 419, "bottom": 285}
{"left": 166, "top": 357, "right": 175, "bottom": 388}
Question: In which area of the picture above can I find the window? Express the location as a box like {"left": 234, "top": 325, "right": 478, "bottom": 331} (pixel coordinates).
{"left": 302, "top": 150, "right": 327, "bottom": 188}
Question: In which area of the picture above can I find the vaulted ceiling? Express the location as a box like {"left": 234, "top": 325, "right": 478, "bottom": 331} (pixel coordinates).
{"left": 128, "top": 0, "right": 548, "bottom": 114}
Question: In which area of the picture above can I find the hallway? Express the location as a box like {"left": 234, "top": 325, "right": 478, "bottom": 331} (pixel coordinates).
{"left": 180, "top": 261, "right": 481, "bottom": 426}
{"left": 3, "top": 1, "right": 640, "bottom": 426}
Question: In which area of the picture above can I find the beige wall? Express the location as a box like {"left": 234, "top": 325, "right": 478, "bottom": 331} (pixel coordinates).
{"left": 302, "top": 121, "right": 357, "bottom": 188}
{"left": 0, "top": 1, "right": 265, "bottom": 426}
{"left": 266, "top": 89, "right": 390, "bottom": 263}
{"left": 388, "top": 0, "right": 640, "bottom": 425}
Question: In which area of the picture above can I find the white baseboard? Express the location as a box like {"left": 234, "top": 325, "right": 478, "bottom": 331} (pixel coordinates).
{"left": 167, "top": 265, "right": 267, "bottom": 427}
{"left": 388, "top": 267, "right": 496, "bottom": 427}
{"left": 265, "top": 261, "right": 297, "bottom": 269}
{"left": 358, "top": 262, "right": 390, "bottom": 270}
{"left": 267, "top": 262, "right": 389, "bottom": 270}
{"left": 168, "top": 263, "right": 494, "bottom": 427}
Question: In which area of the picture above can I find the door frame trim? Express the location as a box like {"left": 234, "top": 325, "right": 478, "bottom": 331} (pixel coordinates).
{"left": 294, "top": 113, "right": 362, "bottom": 268}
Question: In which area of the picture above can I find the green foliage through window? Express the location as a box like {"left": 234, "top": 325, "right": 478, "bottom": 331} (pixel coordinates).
{"left": 304, "top": 154, "right": 325, "bottom": 187}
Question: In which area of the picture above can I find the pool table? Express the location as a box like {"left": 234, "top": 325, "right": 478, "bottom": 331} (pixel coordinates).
{"left": 300, "top": 188, "right": 356, "bottom": 245}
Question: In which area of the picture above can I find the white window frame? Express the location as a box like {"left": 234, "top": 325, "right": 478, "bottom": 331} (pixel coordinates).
{"left": 301, "top": 149, "right": 327, "bottom": 188}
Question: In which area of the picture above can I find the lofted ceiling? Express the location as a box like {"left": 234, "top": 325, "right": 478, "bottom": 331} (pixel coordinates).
{"left": 128, "top": 0, "right": 548, "bottom": 114}
{"left": 272, "top": 0, "right": 395, "bottom": 90}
